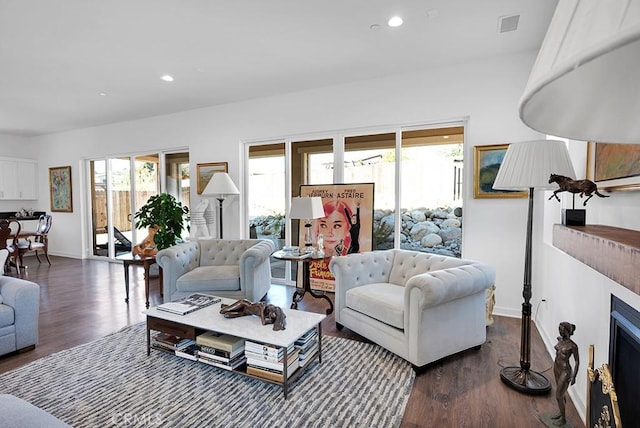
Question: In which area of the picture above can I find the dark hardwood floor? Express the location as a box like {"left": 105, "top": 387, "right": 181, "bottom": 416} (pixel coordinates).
{"left": 1, "top": 256, "right": 583, "bottom": 427}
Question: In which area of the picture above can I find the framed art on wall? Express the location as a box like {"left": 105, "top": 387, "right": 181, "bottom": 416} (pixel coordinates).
{"left": 474, "top": 144, "right": 528, "bottom": 198}
{"left": 587, "top": 142, "right": 640, "bottom": 191}
{"left": 298, "top": 183, "right": 375, "bottom": 292}
{"left": 49, "top": 166, "right": 73, "bottom": 212}
{"left": 196, "top": 162, "right": 228, "bottom": 194}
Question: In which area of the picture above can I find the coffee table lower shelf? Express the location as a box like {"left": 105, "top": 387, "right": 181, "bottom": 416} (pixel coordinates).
{"left": 146, "top": 315, "right": 323, "bottom": 399}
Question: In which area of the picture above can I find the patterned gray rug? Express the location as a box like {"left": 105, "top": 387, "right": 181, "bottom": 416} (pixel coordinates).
{"left": 0, "top": 323, "right": 414, "bottom": 427}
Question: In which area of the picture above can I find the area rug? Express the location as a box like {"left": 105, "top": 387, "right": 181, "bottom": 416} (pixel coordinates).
{"left": 0, "top": 323, "right": 414, "bottom": 427}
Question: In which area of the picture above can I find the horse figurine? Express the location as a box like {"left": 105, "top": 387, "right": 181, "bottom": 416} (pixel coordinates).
{"left": 548, "top": 174, "right": 609, "bottom": 206}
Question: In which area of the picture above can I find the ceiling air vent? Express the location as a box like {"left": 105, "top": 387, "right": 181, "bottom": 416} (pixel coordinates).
{"left": 498, "top": 14, "right": 520, "bottom": 33}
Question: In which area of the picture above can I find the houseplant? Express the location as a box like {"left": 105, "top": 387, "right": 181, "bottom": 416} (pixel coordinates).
{"left": 134, "top": 193, "right": 190, "bottom": 251}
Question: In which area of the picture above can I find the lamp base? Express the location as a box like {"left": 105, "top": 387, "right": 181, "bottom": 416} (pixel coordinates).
{"left": 562, "top": 209, "right": 586, "bottom": 226}
{"left": 500, "top": 366, "right": 552, "bottom": 395}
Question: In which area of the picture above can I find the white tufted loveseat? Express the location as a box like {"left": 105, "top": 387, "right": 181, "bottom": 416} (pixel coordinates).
{"left": 156, "top": 239, "right": 275, "bottom": 303}
{"left": 329, "top": 249, "right": 496, "bottom": 369}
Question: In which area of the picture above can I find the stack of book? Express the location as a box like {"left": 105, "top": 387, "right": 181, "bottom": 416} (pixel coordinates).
{"left": 245, "top": 340, "right": 300, "bottom": 382}
{"left": 295, "top": 328, "right": 319, "bottom": 367}
{"left": 151, "top": 332, "right": 195, "bottom": 353}
{"left": 175, "top": 343, "right": 200, "bottom": 361}
{"left": 195, "top": 331, "right": 246, "bottom": 371}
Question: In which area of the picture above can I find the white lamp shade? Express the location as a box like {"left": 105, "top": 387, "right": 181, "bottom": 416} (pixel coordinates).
{"left": 493, "top": 140, "right": 577, "bottom": 191}
{"left": 202, "top": 172, "right": 240, "bottom": 196}
{"left": 289, "top": 197, "right": 325, "bottom": 220}
{"left": 519, "top": 0, "right": 640, "bottom": 144}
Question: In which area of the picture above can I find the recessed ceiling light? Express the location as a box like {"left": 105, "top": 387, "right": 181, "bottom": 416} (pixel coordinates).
{"left": 369, "top": 24, "right": 381, "bottom": 31}
{"left": 98, "top": 92, "right": 107, "bottom": 97}
{"left": 161, "top": 74, "right": 174, "bottom": 82}
{"left": 387, "top": 16, "right": 403, "bottom": 27}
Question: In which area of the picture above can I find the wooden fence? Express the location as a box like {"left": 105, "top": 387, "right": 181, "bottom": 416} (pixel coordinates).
{"left": 93, "top": 190, "right": 190, "bottom": 232}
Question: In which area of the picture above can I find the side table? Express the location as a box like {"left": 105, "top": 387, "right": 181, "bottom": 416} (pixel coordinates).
{"left": 116, "top": 253, "right": 161, "bottom": 308}
{"left": 272, "top": 250, "right": 333, "bottom": 315}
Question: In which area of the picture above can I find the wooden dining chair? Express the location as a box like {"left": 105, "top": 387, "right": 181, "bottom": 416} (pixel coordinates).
{"left": 1, "top": 219, "right": 22, "bottom": 274}
{"left": 0, "top": 221, "right": 11, "bottom": 274}
{"left": 17, "top": 214, "right": 53, "bottom": 268}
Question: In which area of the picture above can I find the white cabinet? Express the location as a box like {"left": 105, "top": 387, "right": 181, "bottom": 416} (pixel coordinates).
{"left": 17, "top": 161, "right": 37, "bottom": 200}
{"left": 0, "top": 160, "right": 19, "bottom": 199}
{"left": 0, "top": 157, "right": 38, "bottom": 200}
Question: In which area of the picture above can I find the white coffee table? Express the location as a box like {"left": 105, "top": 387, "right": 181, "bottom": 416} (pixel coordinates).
{"left": 145, "top": 297, "right": 326, "bottom": 398}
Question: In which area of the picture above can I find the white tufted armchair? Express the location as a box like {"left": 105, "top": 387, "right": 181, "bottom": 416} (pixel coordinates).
{"left": 156, "top": 239, "right": 275, "bottom": 303}
{"left": 329, "top": 249, "right": 495, "bottom": 369}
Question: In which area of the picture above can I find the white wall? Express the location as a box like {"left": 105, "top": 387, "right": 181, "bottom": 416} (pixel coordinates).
{"left": 535, "top": 139, "right": 640, "bottom": 422}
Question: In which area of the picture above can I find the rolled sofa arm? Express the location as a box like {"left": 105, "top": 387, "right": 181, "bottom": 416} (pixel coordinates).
{"left": 405, "top": 262, "right": 496, "bottom": 310}
{"left": 0, "top": 277, "right": 40, "bottom": 349}
{"left": 156, "top": 240, "right": 199, "bottom": 301}
{"left": 239, "top": 240, "right": 275, "bottom": 302}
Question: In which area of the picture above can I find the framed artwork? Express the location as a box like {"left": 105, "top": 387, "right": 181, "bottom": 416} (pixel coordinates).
{"left": 298, "top": 183, "right": 375, "bottom": 292}
{"left": 196, "top": 162, "right": 228, "bottom": 194}
{"left": 474, "top": 144, "right": 528, "bottom": 199}
{"left": 587, "top": 142, "right": 640, "bottom": 191}
{"left": 49, "top": 166, "right": 73, "bottom": 212}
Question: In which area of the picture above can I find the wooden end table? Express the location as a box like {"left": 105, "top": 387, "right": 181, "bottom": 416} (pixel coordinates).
{"left": 116, "top": 253, "right": 160, "bottom": 308}
{"left": 272, "top": 250, "right": 333, "bottom": 315}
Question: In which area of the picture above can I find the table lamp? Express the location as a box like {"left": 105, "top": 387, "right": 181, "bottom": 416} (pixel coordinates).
{"left": 289, "top": 196, "right": 325, "bottom": 253}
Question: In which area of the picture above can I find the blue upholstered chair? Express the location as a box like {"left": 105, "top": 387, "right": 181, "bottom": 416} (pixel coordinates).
{"left": 0, "top": 274, "right": 40, "bottom": 357}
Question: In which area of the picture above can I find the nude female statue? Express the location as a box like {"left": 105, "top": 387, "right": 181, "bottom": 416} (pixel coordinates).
{"left": 551, "top": 322, "right": 579, "bottom": 426}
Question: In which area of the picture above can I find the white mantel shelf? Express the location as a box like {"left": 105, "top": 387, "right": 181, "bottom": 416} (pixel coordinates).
{"left": 552, "top": 224, "right": 640, "bottom": 296}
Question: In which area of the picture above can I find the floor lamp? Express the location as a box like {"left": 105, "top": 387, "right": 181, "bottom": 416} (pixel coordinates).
{"left": 202, "top": 172, "right": 240, "bottom": 239}
{"left": 493, "top": 139, "right": 576, "bottom": 395}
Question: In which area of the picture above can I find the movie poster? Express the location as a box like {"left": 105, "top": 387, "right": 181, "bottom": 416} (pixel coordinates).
{"left": 299, "top": 183, "right": 375, "bottom": 292}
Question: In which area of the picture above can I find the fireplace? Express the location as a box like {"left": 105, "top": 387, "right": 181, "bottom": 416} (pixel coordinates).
{"left": 607, "top": 295, "right": 640, "bottom": 426}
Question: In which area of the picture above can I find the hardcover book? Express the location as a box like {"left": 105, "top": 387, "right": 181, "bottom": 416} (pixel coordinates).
{"left": 157, "top": 294, "right": 221, "bottom": 315}
{"left": 196, "top": 331, "right": 245, "bottom": 353}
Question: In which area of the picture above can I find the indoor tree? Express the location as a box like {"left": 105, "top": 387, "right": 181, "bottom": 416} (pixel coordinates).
{"left": 134, "top": 193, "right": 190, "bottom": 250}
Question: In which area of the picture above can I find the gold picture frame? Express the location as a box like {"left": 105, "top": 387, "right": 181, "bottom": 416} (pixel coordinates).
{"left": 587, "top": 141, "right": 640, "bottom": 191}
{"left": 49, "top": 166, "right": 73, "bottom": 212}
{"left": 196, "top": 162, "right": 228, "bottom": 195}
{"left": 474, "top": 144, "right": 527, "bottom": 199}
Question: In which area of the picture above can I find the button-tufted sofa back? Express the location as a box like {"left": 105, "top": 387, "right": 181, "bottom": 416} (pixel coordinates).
{"left": 198, "top": 239, "right": 260, "bottom": 266}
{"left": 388, "top": 249, "right": 471, "bottom": 286}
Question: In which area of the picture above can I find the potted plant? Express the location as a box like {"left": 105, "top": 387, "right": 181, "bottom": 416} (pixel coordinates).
{"left": 134, "top": 193, "right": 190, "bottom": 251}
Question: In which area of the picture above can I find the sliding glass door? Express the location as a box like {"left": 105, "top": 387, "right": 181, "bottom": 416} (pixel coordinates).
{"left": 244, "top": 122, "right": 465, "bottom": 286}
{"left": 89, "top": 150, "right": 189, "bottom": 260}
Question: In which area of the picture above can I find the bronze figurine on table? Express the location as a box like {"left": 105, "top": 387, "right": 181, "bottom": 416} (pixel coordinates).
{"left": 220, "top": 299, "right": 287, "bottom": 331}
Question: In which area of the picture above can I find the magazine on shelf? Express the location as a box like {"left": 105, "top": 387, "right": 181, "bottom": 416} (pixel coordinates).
{"left": 157, "top": 293, "right": 221, "bottom": 315}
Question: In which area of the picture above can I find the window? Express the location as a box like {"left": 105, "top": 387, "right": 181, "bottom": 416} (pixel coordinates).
{"left": 400, "top": 127, "right": 463, "bottom": 256}
{"left": 244, "top": 123, "right": 465, "bottom": 284}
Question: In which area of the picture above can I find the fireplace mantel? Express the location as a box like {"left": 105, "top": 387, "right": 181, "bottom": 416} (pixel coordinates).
{"left": 552, "top": 224, "right": 640, "bottom": 296}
